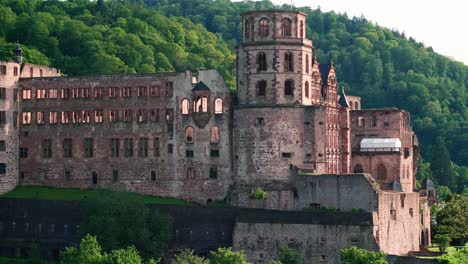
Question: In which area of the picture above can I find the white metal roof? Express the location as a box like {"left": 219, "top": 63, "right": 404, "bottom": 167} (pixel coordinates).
{"left": 360, "top": 138, "right": 401, "bottom": 149}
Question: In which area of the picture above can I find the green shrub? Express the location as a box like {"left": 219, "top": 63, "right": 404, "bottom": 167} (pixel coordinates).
{"left": 341, "top": 246, "right": 387, "bottom": 264}
{"left": 250, "top": 188, "right": 268, "bottom": 200}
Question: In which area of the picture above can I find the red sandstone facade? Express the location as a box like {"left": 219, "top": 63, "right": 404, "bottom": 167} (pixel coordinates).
{"left": 0, "top": 10, "right": 433, "bottom": 259}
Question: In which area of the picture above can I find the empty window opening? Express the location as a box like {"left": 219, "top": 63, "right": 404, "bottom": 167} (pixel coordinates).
{"left": 186, "top": 150, "right": 194, "bottom": 158}
{"left": 22, "top": 89, "right": 31, "bottom": 100}
{"left": 210, "top": 149, "right": 220, "bottom": 157}
{"left": 64, "top": 171, "right": 71, "bottom": 182}
{"left": 84, "top": 138, "right": 93, "bottom": 158}
{"left": 112, "top": 170, "right": 119, "bottom": 182}
{"left": 20, "top": 147, "right": 28, "bottom": 158}
{"left": 215, "top": 98, "right": 223, "bottom": 114}
{"left": 209, "top": 167, "right": 218, "bottom": 179}
{"left": 154, "top": 138, "right": 160, "bottom": 157}
{"left": 305, "top": 81, "right": 309, "bottom": 98}
{"left": 358, "top": 117, "right": 365, "bottom": 127}
{"left": 256, "top": 117, "right": 264, "bottom": 126}
{"left": 49, "top": 112, "right": 58, "bottom": 124}
{"left": 181, "top": 98, "right": 190, "bottom": 115}
{"left": 194, "top": 96, "right": 208, "bottom": 113}
{"left": 150, "top": 171, "right": 157, "bottom": 181}
{"left": 63, "top": 138, "right": 72, "bottom": 158}
{"left": 167, "top": 144, "right": 173, "bottom": 154}
{"left": 284, "top": 53, "right": 294, "bottom": 72}
{"left": 42, "top": 139, "right": 52, "bottom": 158}
{"left": 0, "top": 141, "right": 5, "bottom": 151}
{"left": 300, "top": 20, "right": 304, "bottom": 38}
{"left": 354, "top": 164, "right": 363, "bottom": 173}
{"left": 21, "top": 112, "right": 31, "bottom": 124}
{"left": 409, "top": 208, "right": 414, "bottom": 217}
{"left": 124, "top": 138, "right": 133, "bottom": 157}
{"left": 138, "top": 138, "right": 149, "bottom": 157}
{"left": 244, "top": 20, "right": 251, "bottom": 39}
{"left": 92, "top": 172, "right": 98, "bottom": 185}
{"left": 185, "top": 127, "right": 194, "bottom": 143}
{"left": 257, "top": 80, "right": 267, "bottom": 96}
{"left": 111, "top": 138, "right": 119, "bottom": 157}
{"left": 281, "top": 18, "right": 292, "bottom": 36}
{"left": 186, "top": 167, "right": 195, "bottom": 179}
{"left": 372, "top": 115, "right": 377, "bottom": 127}
{"left": 258, "top": 18, "right": 269, "bottom": 37}
{"left": 0, "top": 88, "right": 6, "bottom": 99}
{"left": 285, "top": 79, "right": 294, "bottom": 96}
{"left": 257, "top": 52, "right": 267, "bottom": 72}
{"left": 282, "top": 152, "right": 292, "bottom": 158}
{"left": 377, "top": 164, "right": 386, "bottom": 179}
{"left": 94, "top": 110, "right": 103, "bottom": 123}
{"left": 123, "top": 110, "right": 132, "bottom": 122}
{"left": 210, "top": 126, "right": 220, "bottom": 143}
{"left": 0, "top": 163, "right": 5, "bottom": 174}
{"left": 305, "top": 54, "right": 309, "bottom": 73}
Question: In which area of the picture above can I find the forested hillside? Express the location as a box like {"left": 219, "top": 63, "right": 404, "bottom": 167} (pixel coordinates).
{"left": 0, "top": 0, "right": 466, "bottom": 193}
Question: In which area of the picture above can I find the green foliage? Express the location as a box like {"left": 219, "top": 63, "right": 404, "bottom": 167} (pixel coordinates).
{"left": 0, "top": 257, "right": 53, "bottom": 264}
{"left": 437, "top": 248, "right": 468, "bottom": 264}
{"left": 436, "top": 194, "right": 468, "bottom": 246}
{"left": 60, "top": 234, "right": 158, "bottom": 264}
{"left": 171, "top": 249, "right": 209, "bottom": 264}
{"left": 81, "top": 190, "right": 172, "bottom": 260}
{"left": 436, "top": 186, "right": 453, "bottom": 202}
{"left": 278, "top": 246, "right": 302, "bottom": 264}
{"left": 210, "top": 247, "right": 250, "bottom": 264}
{"left": 340, "top": 246, "right": 387, "bottom": 264}
{"left": 434, "top": 234, "right": 452, "bottom": 253}
{"left": 431, "top": 137, "right": 454, "bottom": 188}
{"left": 250, "top": 188, "right": 268, "bottom": 200}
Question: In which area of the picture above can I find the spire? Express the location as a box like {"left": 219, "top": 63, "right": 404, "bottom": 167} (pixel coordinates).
{"left": 328, "top": 52, "right": 334, "bottom": 67}
{"left": 312, "top": 48, "right": 319, "bottom": 66}
{"left": 13, "top": 41, "right": 22, "bottom": 64}
{"left": 338, "top": 86, "right": 350, "bottom": 107}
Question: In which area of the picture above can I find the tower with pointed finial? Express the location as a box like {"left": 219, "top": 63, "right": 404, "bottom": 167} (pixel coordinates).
{"left": 13, "top": 42, "right": 22, "bottom": 64}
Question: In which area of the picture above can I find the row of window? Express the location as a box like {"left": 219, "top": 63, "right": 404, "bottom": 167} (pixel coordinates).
{"left": 185, "top": 126, "right": 220, "bottom": 143}
{"left": 21, "top": 83, "right": 173, "bottom": 100}
{"left": 181, "top": 97, "right": 224, "bottom": 114}
{"left": 244, "top": 18, "right": 304, "bottom": 39}
{"left": 255, "top": 79, "right": 322, "bottom": 98}
{"left": 21, "top": 109, "right": 173, "bottom": 125}
{"left": 0, "top": 65, "right": 58, "bottom": 77}
{"left": 256, "top": 52, "right": 296, "bottom": 72}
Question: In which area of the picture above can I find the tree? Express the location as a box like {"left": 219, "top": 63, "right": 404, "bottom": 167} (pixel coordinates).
{"left": 436, "top": 186, "right": 452, "bottom": 202}
{"left": 431, "top": 137, "right": 453, "bottom": 188}
{"left": 171, "top": 249, "right": 209, "bottom": 264}
{"left": 81, "top": 190, "right": 171, "bottom": 260}
{"left": 436, "top": 194, "right": 468, "bottom": 246}
{"left": 340, "top": 247, "right": 387, "bottom": 264}
{"left": 433, "top": 234, "right": 451, "bottom": 253}
{"left": 210, "top": 248, "right": 250, "bottom": 264}
{"left": 437, "top": 248, "right": 468, "bottom": 264}
{"left": 278, "top": 246, "right": 302, "bottom": 264}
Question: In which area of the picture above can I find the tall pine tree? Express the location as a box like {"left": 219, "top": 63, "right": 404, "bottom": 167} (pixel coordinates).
{"left": 430, "top": 137, "right": 453, "bottom": 188}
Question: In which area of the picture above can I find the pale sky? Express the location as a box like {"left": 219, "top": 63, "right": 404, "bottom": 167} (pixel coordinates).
{"left": 242, "top": 0, "right": 468, "bottom": 65}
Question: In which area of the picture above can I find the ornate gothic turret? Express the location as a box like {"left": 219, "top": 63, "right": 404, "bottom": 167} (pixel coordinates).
{"left": 13, "top": 42, "right": 22, "bottom": 64}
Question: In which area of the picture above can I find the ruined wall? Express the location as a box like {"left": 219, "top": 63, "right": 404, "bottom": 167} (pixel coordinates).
{"left": 350, "top": 109, "right": 416, "bottom": 192}
{"left": 376, "top": 192, "right": 420, "bottom": 255}
{"left": 233, "top": 212, "right": 378, "bottom": 264}
{"left": 18, "top": 70, "right": 232, "bottom": 203}
{"left": 293, "top": 173, "right": 379, "bottom": 212}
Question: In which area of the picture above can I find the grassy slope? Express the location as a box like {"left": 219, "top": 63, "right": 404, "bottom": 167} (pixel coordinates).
{"left": 0, "top": 186, "right": 196, "bottom": 206}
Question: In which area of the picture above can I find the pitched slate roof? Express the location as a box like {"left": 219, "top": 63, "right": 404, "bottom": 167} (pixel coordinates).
{"left": 192, "top": 81, "right": 210, "bottom": 91}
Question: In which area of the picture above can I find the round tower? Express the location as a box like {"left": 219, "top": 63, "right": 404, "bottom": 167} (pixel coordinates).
{"left": 0, "top": 47, "right": 22, "bottom": 193}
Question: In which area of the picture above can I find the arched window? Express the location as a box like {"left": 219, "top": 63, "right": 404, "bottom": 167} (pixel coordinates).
{"left": 181, "top": 98, "right": 190, "bottom": 115}
{"left": 244, "top": 20, "right": 250, "bottom": 39}
{"left": 377, "top": 164, "right": 387, "bottom": 179}
{"left": 305, "top": 54, "right": 309, "bottom": 73}
{"left": 40, "top": 69, "right": 43, "bottom": 77}
{"left": 284, "top": 52, "right": 293, "bottom": 72}
{"left": 257, "top": 52, "right": 267, "bottom": 72}
{"left": 185, "top": 127, "right": 194, "bottom": 142}
{"left": 193, "top": 96, "right": 208, "bottom": 113}
{"left": 354, "top": 164, "right": 363, "bottom": 173}
{"left": 300, "top": 21, "right": 304, "bottom": 38}
{"left": 285, "top": 80, "right": 294, "bottom": 96}
{"left": 281, "top": 18, "right": 292, "bottom": 36}
{"left": 259, "top": 18, "right": 269, "bottom": 37}
{"left": 355, "top": 102, "right": 359, "bottom": 109}
{"left": 257, "top": 80, "right": 267, "bottom": 96}
{"left": 30, "top": 67, "right": 33, "bottom": 77}
{"left": 305, "top": 81, "right": 309, "bottom": 98}
{"left": 215, "top": 98, "right": 223, "bottom": 114}
{"left": 211, "top": 127, "right": 220, "bottom": 143}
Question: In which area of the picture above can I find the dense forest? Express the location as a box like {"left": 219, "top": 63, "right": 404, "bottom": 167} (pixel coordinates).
{"left": 0, "top": 0, "right": 466, "bottom": 194}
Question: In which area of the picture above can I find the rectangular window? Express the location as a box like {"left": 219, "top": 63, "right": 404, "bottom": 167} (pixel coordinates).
{"left": 137, "top": 86, "right": 148, "bottom": 97}
{"left": 61, "top": 111, "right": 70, "bottom": 124}
{"left": 13, "top": 111, "right": 17, "bottom": 128}
{"left": 154, "top": 137, "right": 160, "bottom": 157}
{"left": 167, "top": 124, "right": 174, "bottom": 138}
{"left": 42, "top": 139, "right": 52, "bottom": 158}
{"left": 0, "top": 111, "right": 6, "bottom": 124}
{"left": 167, "top": 143, "right": 173, "bottom": 154}
{"left": 111, "top": 138, "right": 120, "bottom": 157}
{"left": 0, "top": 65, "right": 6, "bottom": 75}
{"left": 0, "top": 163, "right": 6, "bottom": 174}
{"left": 49, "top": 89, "right": 58, "bottom": 99}
{"left": 210, "top": 149, "right": 220, "bottom": 157}
{"left": 82, "top": 88, "right": 91, "bottom": 98}
{"left": 36, "top": 89, "right": 47, "bottom": 99}
{"left": 82, "top": 111, "right": 91, "bottom": 123}
{"left": 358, "top": 117, "right": 365, "bottom": 127}
{"left": 123, "top": 110, "right": 132, "bottom": 122}
{"left": 138, "top": 138, "right": 149, "bottom": 157}
{"left": 164, "top": 82, "right": 173, "bottom": 97}
{"left": 22, "top": 112, "right": 31, "bottom": 124}
{"left": 122, "top": 87, "right": 132, "bottom": 97}
{"left": 186, "top": 150, "right": 194, "bottom": 158}
{"left": 49, "top": 112, "right": 58, "bottom": 124}
{"left": 209, "top": 167, "right": 218, "bottom": 179}
{"left": 0, "top": 141, "right": 5, "bottom": 151}
{"left": 72, "top": 111, "right": 81, "bottom": 123}
{"left": 72, "top": 88, "right": 80, "bottom": 98}
{"left": 13, "top": 89, "right": 17, "bottom": 101}
{"left": 94, "top": 110, "right": 103, "bottom": 123}
{"left": 137, "top": 110, "right": 146, "bottom": 123}
{"left": 22, "top": 89, "right": 31, "bottom": 100}
{"left": 150, "top": 170, "right": 157, "bottom": 181}
{"left": 84, "top": 138, "right": 93, "bottom": 158}
{"left": 112, "top": 170, "right": 119, "bottom": 182}
{"left": 61, "top": 88, "right": 70, "bottom": 99}
{"left": 20, "top": 147, "right": 28, "bottom": 158}
{"left": 63, "top": 138, "right": 72, "bottom": 158}
{"left": 282, "top": 152, "right": 292, "bottom": 158}
{"left": 0, "top": 88, "right": 6, "bottom": 99}
{"left": 64, "top": 170, "right": 71, "bottom": 181}
{"left": 14, "top": 67, "right": 18, "bottom": 76}
{"left": 94, "top": 87, "right": 104, "bottom": 98}
{"left": 109, "top": 87, "right": 120, "bottom": 98}
{"left": 124, "top": 138, "right": 133, "bottom": 157}
{"left": 150, "top": 109, "right": 160, "bottom": 122}
{"left": 149, "top": 86, "right": 159, "bottom": 96}
{"left": 36, "top": 111, "right": 45, "bottom": 124}
{"left": 109, "top": 110, "right": 119, "bottom": 122}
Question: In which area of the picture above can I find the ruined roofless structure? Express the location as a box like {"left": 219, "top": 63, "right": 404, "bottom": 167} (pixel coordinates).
{"left": 0, "top": 10, "right": 434, "bottom": 262}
